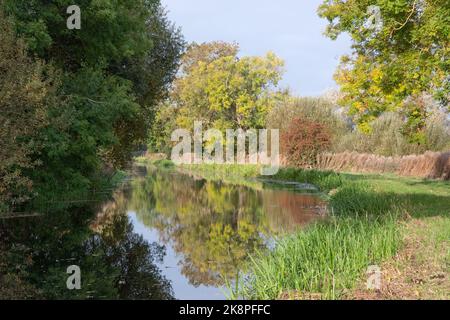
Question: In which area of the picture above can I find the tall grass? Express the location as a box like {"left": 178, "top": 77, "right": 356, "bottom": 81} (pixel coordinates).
{"left": 273, "top": 167, "right": 344, "bottom": 192}
{"left": 184, "top": 163, "right": 261, "bottom": 179}
{"left": 236, "top": 215, "right": 400, "bottom": 300}
{"left": 329, "top": 182, "right": 403, "bottom": 217}
{"left": 230, "top": 180, "right": 403, "bottom": 300}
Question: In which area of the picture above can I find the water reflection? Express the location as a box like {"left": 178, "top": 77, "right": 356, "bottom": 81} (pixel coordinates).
{"left": 126, "top": 166, "right": 326, "bottom": 295}
{"left": 0, "top": 166, "right": 325, "bottom": 300}
{"left": 0, "top": 199, "right": 173, "bottom": 299}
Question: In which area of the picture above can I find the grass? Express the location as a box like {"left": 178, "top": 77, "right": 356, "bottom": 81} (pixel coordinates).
{"left": 234, "top": 215, "right": 400, "bottom": 300}
{"left": 135, "top": 157, "right": 175, "bottom": 169}
{"left": 234, "top": 179, "right": 404, "bottom": 299}
{"left": 350, "top": 216, "right": 450, "bottom": 300}
{"left": 176, "top": 163, "right": 449, "bottom": 300}
{"left": 181, "top": 163, "right": 261, "bottom": 180}
{"left": 272, "top": 167, "right": 344, "bottom": 192}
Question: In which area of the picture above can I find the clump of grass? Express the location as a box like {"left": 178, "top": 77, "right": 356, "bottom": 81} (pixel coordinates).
{"left": 329, "top": 182, "right": 404, "bottom": 217}
{"left": 231, "top": 181, "right": 404, "bottom": 300}
{"left": 236, "top": 214, "right": 400, "bottom": 300}
{"left": 273, "top": 167, "right": 344, "bottom": 192}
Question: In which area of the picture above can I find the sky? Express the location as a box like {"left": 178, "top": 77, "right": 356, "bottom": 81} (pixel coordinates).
{"left": 161, "top": 0, "right": 352, "bottom": 97}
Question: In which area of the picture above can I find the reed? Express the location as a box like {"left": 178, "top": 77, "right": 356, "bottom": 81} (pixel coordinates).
{"left": 317, "top": 151, "right": 450, "bottom": 180}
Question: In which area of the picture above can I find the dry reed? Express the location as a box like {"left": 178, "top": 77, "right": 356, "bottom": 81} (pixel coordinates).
{"left": 316, "top": 151, "right": 450, "bottom": 180}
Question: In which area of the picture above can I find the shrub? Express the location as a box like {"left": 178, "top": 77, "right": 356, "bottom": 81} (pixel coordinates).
{"left": 281, "top": 117, "right": 331, "bottom": 168}
{"left": 334, "top": 111, "right": 450, "bottom": 156}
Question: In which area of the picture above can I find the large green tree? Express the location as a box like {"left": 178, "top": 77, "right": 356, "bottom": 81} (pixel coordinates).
{"left": 175, "top": 42, "right": 285, "bottom": 131}
{"left": 0, "top": 14, "right": 57, "bottom": 210}
{"left": 319, "top": 0, "right": 449, "bottom": 138}
{"left": 150, "top": 42, "right": 285, "bottom": 152}
{"left": 1, "top": 0, "right": 184, "bottom": 209}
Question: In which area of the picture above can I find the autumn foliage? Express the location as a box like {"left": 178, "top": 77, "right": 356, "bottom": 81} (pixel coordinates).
{"left": 281, "top": 117, "right": 331, "bottom": 168}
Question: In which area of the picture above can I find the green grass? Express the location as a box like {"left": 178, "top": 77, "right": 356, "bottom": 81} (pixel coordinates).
{"left": 135, "top": 157, "right": 175, "bottom": 169}
{"left": 235, "top": 215, "right": 400, "bottom": 299}
{"left": 251, "top": 169, "right": 447, "bottom": 299}
{"left": 233, "top": 179, "right": 403, "bottom": 299}
{"left": 182, "top": 163, "right": 261, "bottom": 180}
{"left": 329, "top": 182, "right": 402, "bottom": 217}
{"left": 272, "top": 167, "right": 344, "bottom": 192}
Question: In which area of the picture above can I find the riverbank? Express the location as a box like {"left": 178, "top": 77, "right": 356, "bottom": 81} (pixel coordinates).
{"left": 139, "top": 159, "right": 449, "bottom": 300}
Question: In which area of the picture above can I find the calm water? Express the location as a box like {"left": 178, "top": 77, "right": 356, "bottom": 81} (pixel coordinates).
{"left": 0, "top": 166, "right": 325, "bottom": 300}
{"left": 117, "top": 166, "right": 326, "bottom": 299}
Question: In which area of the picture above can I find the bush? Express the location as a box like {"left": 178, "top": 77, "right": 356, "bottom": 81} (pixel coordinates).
{"left": 0, "top": 14, "right": 56, "bottom": 210}
{"left": 334, "top": 111, "right": 450, "bottom": 156}
{"left": 267, "top": 96, "right": 350, "bottom": 142}
{"left": 281, "top": 117, "right": 331, "bottom": 168}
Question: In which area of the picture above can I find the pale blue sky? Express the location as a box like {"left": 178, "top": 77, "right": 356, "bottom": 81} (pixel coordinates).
{"left": 162, "top": 0, "right": 352, "bottom": 96}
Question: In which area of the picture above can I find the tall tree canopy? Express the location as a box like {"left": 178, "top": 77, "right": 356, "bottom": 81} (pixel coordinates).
{"left": 175, "top": 42, "right": 284, "bottom": 131}
{"left": 0, "top": 14, "right": 56, "bottom": 207}
{"left": 319, "top": 0, "right": 449, "bottom": 138}
{"left": 150, "top": 42, "right": 285, "bottom": 152}
{"left": 1, "top": 0, "right": 184, "bottom": 210}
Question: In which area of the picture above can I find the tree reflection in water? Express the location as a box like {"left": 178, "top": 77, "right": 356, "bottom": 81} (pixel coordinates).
{"left": 0, "top": 167, "right": 325, "bottom": 299}
{"left": 0, "top": 196, "right": 174, "bottom": 299}
{"left": 127, "top": 168, "right": 325, "bottom": 288}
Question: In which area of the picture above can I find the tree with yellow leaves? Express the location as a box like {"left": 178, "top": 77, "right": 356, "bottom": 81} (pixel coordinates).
{"left": 319, "top": 0, "right": 449, "bottom": 142}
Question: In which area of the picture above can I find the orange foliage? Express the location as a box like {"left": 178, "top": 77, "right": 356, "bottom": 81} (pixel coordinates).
{"left": 281, "top": 117, "right": 331, "bottom": 168}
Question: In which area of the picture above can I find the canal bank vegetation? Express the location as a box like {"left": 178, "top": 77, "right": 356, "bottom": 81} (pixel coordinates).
{"left": 2, "top": 0, "right": 449, "bottom": 301}
{"left": 168, "top": 163, "right": 449, "bottom": 299}
{"left": 0, "top": 1, "right": 185, "bottom": 215}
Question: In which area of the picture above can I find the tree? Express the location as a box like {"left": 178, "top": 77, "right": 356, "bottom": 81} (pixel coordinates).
{"left": 0, "top": 14, "right": 57, "bottom": 210}
{"left": 173, "top": 42, "right": 285, "bottom": 132}
{"left": 179, "top": 41, "right": 239, "bottom": 75}
{"left": 1, "top": 0, "right": 184, "bottom": 207}
{"left": 318, "top": 0, "right": 449, "bottom": 137}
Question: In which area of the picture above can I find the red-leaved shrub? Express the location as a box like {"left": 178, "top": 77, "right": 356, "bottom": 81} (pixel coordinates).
{"left": 281, "top": 117, "right": 331, "bottom": 168}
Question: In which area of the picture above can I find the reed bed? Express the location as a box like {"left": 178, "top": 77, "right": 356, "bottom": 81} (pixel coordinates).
{"left": 317, "top": 151, "right": 450, "bottom": 180}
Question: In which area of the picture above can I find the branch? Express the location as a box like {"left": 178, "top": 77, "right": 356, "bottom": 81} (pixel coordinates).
{"left": 390, "top": 0, "right": 417, "bottom": 37}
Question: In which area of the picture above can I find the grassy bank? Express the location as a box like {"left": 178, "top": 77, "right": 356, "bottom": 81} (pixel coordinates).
{"left": 234, "top": 215, "right": 400, "bottom": 299}
{"left": 168, "top": 163, "right": 449, "bottom": 299}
